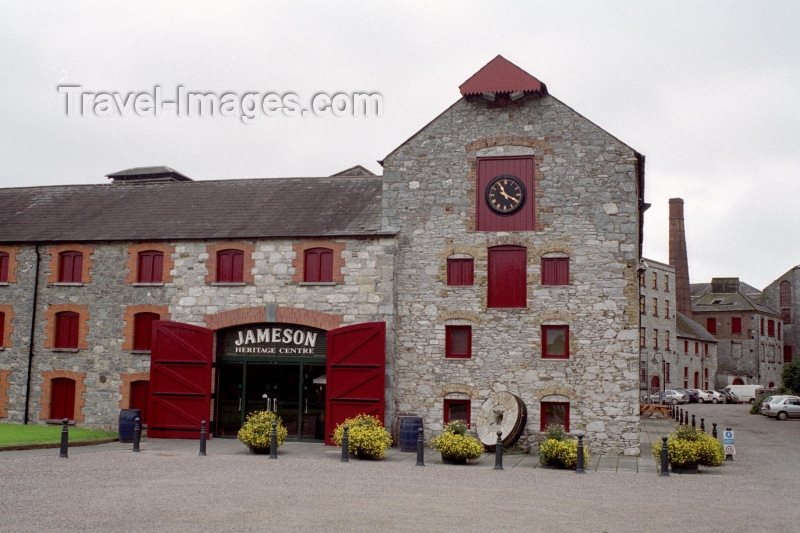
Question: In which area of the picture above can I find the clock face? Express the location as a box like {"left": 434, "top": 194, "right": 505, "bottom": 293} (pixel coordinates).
{"left": 486, "top": 174, "right": 526, "bottom": 214}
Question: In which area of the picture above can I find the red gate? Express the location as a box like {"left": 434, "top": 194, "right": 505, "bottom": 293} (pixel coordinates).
{"left": 147, "top": 321, "right": 213, "bottom": 438}
{"left": 324, "top": 322, "right": 386, "bottom": 445}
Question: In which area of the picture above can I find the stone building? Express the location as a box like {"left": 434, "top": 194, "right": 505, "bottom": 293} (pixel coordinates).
{"left": 0, "top": 55, "right": 646, "bottom": 454}
{"left": 762, "top": 266, "right": 799, "bottom": 366}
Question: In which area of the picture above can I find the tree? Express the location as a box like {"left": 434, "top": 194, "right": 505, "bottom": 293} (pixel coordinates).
{"left": 780, "top": 360, "right": 800, "bottom": 395}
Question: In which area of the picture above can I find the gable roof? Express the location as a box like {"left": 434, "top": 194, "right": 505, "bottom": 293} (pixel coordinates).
{"left": 459, "top": 55, "right": 547, "bottom": 97}
{"left": 676, "top": 312, "right": 717, "bottom": 342}
{"left": 0, "top": 175, "right": 389, "bottom": 242}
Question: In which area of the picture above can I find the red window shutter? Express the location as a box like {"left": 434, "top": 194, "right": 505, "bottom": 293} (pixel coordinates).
{"left": 138, "top": 251, "right": 163, "bottom": 283}
{"left": 0, "top": 311, "right": 5, "bottom": 345}
{"left": 731, "top": 317, "right": 742, "bottom": 334}
{"left": 133, "top": 312, "right": 159, "bottom": 351}
{"left": 768, "top": 320, "right": 775, "bottom": 337}
{"left": 445, "top": 325, "right": 471, "bottom": 358}
{"left": 706, "top": 318, "right": 716, "bottom": 334}
{"left": 59, "top": 251, "right": 82, "bottom": 283}
{"left": 488, "top": 246, "right": 526, "bottom": 308}
{"left": 542, "top": 257, "right": 569, "bottom": 285}
{"left": 542, "top": 325, "right": 569, "bottom": 359}
{"left": 447, "top": 258, "right": 474, "bottom": 286}
{"left": 444, "top": 399, "right": 471, "bottom": 427}
{"left": 55, "top": 312, "right": 79, "bottom": 349}
{"left": 785, "top": 345, "right": 793, "bottom": 363}
{"left": 217, "top": 249, "right": 244, "bottom": 282}
{"left": 50, "top": 378, "right": 76, "bottom": 420}
{"left": 304, "top": 248, "right": 333, "bottom": 282}
{"left": 0, "top": 252, "right": 8, "bottom": 282}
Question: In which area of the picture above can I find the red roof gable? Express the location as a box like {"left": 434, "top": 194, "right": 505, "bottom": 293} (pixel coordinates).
{"left": 459, "top": 55, "right": 547, "bottom": 97}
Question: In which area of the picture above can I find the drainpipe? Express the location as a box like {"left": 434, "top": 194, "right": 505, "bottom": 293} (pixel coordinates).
{"left": 23, "top": 244, "right": 41, "bottom": 424}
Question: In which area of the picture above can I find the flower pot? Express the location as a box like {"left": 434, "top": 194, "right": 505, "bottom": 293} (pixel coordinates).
{"left": 441, "top": 454, "right": 468, "bottom": 465}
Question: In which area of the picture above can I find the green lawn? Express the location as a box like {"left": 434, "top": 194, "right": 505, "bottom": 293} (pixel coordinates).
{"left": 0, "top": 423, "right": 119, "bottom": 447}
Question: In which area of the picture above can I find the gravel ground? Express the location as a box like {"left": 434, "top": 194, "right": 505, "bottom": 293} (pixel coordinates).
{"left": 0, "top": 404, "right": 796, "bottom": 532}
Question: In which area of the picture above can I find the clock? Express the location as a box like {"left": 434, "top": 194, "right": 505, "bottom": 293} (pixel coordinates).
{"left": 485, "top": 174, "right": 526, "bottom": 214}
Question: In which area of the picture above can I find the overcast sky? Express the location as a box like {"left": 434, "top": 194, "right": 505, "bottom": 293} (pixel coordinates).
{"left": 1, "top": 1, "right": 798, "bottom": 289}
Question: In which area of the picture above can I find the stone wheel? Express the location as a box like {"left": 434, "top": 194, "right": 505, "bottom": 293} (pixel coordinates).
{"left": 475, "top": 392, "right": 527, "bottom": 447}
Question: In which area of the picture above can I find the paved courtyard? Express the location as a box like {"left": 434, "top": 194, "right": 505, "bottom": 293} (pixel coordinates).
{"left": 1, "top": 404, "right": 797, "bottom": 532}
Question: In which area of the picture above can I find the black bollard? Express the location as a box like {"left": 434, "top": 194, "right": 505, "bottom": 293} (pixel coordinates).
{"left": 659, "top": 436, "right": 669, "bottom": 476}
{"left": 674, "top": 405, "right": 679, "bottom": 421}
{"left": 494, "top": 431, "right": 503, "bottom": 471}
{"left": 691, "top": 414, "right": 696, "bottom": 428}
{"left": 199, "top": 420, "right": 207, "bottom": 456}
{"left": 341, "top": 425, "right": 349, "bottom": 462}
{"left": 59, "top": 418, "right": 69, "bottom": 459}
{"left": 700, "top": 418, "right": 705, "bottom": 432}
{"left": 712, "top": 422, "right": 717, "bottom": 438}
{"left": 679, "top": 409, "right": 683, "bottom": 425}
{"left": 576, "top": 435, "right": 585, "bottom": 474}
{"left": 132, "top": 417, "right": 141, "bottom": 452}
{"left": 416, "top": 427, "right": 425, "bottom": 466}
{"left": 269, "top": 421, "right": 278, "bottom": 459}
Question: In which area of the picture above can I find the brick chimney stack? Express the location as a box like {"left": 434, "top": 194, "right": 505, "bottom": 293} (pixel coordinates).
{"left": 669, "top": 198, "right": 693, "bottom": 318}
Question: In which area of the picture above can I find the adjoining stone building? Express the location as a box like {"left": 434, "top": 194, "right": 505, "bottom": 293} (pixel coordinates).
{"left": 762, "top": 266, "right": 799, "bottom": 367}
{"left": 0, "top": 56, "right": 646, "bottom": 454}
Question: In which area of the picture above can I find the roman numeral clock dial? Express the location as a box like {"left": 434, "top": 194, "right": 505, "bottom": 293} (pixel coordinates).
{"left": 486, "top": 175, "right": 526, "bottom": 214}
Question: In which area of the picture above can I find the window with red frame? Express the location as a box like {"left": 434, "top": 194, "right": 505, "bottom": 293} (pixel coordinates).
{"left": 694, "top": 342, "right": 699, "bottom": 355}
{"left": 137, "top": 250, "right": 163, "bottom": 283}
{"left": 694, "top": 372, "right": 699, "bottom": 389}
{"left": 683, "top": 367, "right": 688, "bottom": 388}
{"left": 760, "top": 318, "right": 764, "bottom": 335}
{"left": 444, "top": 399, "right": 471, "bottom": 427}
{"left": 706, "top": 317, "right": 716, "bottom": 334}
{"left": 50, "top": 378, "right": 75, "bottom": 420}
{"left": 58, "top": 251, "right": 82, "bottom": 283}
{"left": 541, "top": 257, "right": 568, "bottom": 286}
{"left": 133, "top": 312, "right": 159, "bottom": 351}
{"left": 778, "top": 323, "right": 782, "bottom": 340}
{"left": 784, "top": 345, "right": 793, "bottom": 363}
{"left": 446, "top": 258, "right": 474, "bottom": 286}
{"left": 731, "top": 317, "right": 742, "bottom": 334}
{"left": 542, "top": 325, "right": 569, "bottom": 359}
{"left": 684, "top": 340, "right": 689, "bottom": 353}
{"left": 445, "top": 325, "right": 471, "bottom": 359}
{"left": 665, "top": 363, "right": 671, "bottom": 383}
{"left": 540, "top": 402, "right": 569, "bottom": 431}
{"left": 780, "top": 280, "right": 792, "bottom": 307}
{"left": 0, "top": 252, "right": 8, "bottom": 282}
{"left": 782, "top": 308, "right": 791, "bottom": 324}
{"left": 704, "top": 343, "right": 708, "bottom": 356}
{"left": 487, "top": 245, "right": 526, "bottom": 308}
{"left": 768, "top": 320, "right": 775, "bottom": 337}
{"left": 304, "top": 247, "right": 333, "bottom": 283}
{"left": 0, "top": 311, "right": 4, "bottom": 346}
{"left": 217, "top": 249, "right": 244, "bottom": 282}
{"left": 54, "top": 311, "right": 79, "bottom": 349}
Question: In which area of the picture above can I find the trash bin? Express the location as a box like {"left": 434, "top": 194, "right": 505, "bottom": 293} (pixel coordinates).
{"left": 397, "top": 415, "right": 423, "bottom": 452}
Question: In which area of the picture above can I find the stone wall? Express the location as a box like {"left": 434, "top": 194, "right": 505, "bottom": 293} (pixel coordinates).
{"left": 383, "top": 95, "right": 642, "bottom": 455}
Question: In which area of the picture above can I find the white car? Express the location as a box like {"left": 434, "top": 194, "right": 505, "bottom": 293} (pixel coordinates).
{"left": 704, "top": 390, "right": 727, "bottom": 404}
{"left": 689, "top": 389, "right": 713, "bottom": 403}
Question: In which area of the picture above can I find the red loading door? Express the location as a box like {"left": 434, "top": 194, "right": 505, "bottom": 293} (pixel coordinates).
{"left": 325, "top": 322, "right": 386, "bottom": 445}
{"left": 147, "top": 321, "right": 213, "bottom": 439}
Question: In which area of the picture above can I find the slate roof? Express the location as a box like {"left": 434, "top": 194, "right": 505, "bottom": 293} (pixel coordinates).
{"left": 0, "top": 175, "right": 389, "bottom": 242}
{"left": 692, "top": 289, "right": 779, "bottom": 317}
{"left": 675, "top": 312, "right": 717, "bottom": 342}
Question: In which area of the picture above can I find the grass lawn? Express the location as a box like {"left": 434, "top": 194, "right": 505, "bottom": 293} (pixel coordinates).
{"left": 0, "top": 423, "right": 118, "bottom": 447}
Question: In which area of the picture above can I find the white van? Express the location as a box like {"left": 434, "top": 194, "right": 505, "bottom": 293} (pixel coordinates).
{"left": 724, "top": 384, "right": 766, "bottom": 404}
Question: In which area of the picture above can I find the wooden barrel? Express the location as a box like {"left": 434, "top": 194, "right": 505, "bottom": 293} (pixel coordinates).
{"left": 397, "top": 416, "right": 423, "bottom": 452}
{"left": 119, "top": 409, "right": 142, "bottom": 443}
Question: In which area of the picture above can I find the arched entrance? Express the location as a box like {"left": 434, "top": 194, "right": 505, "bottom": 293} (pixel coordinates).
{"left": 650, "top": 375, "right": 660, "bottom": 397}
{"left": 732, "top": 377, "right": 745, "bottom": 385}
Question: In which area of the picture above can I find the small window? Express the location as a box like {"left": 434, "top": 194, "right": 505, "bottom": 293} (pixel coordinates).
{"left": 665, "top": 363, "right": 671, "bottom": 383}
{"left": 540, "top": 401, "right": 569, "bottom": 432}
{"left": 444, "top": 399, "right": 471, "bottom": 427}
{"left": 683, "top": 340, "right": 689, "bottom": 353}
{"left": 665, "top": 331, "right": 670, "bottom": 351}
{"left": 782, "top": 308, "right": 792, "bottom": 325}
{"left": 304, "top": 248, "right": 333, "bottom": 283}
{"left": 58, "top": 251, "right": 83, "bottom": 283}
{"left": 0, "top": 252, "right": 8, "bottom": 282}
{"left": 664, "top": 300, "right": 670, "bottom": 319}
{"left": 694, "top": 342, "right": 699, "bottom": 355}
{"left": 487, "top": 246, "right": 526, "bottom": 308}
{"left": 731, "top": 317, "right": 742, "bottom": 334}
{"left": 542, "top": 325, "right": 569, "bottom": 359}
{"left": 639, "top": 295, "right": 645, "bottom": 315}
{"left": 50, "top": 378, "right": 76, "bottom": 420}
{"left": 445, "top": 326, "right": 471, "bottom": 359}
{"left": 55, "top": 311, "right": 79, "bottom": 349}
{"left": 639, "top": 271, "right": 645, "bottom": 287}
{"left": 541, "top": 257, "right": 569, "bottom": 286}
{"left": 652, "top": 297, "right": 658, "bottom": 316}
{"left": 760, "top": 318, "right": 764, "bottom": 336}
{"left": 778, "top": 323, "right": 782, "bottom": 341}
{"left": 785, "top": 345, "right": 793, "bottom": 363}
{"left": 651, "top": 272, "right": 657, "bottom": 289}
{"left": 0, "top": 311, "right": 5, "bottom": 346}
{"left": 217, "top": 249, "right": 244, "bottom": 283}
{"left": 447, "top": 258, "right": 474, "bottom": 286}
{"left": 639, "top": 327, "right": 646, "bottom": 348}
{"left": 780, "top": 280, "right": 792, "bottom": 307}
{"left": 137, "top": 251, "right": 164, "bottom": 283}
{"left": 133, "top": 312, "right": 159, "bottom": 351}
{"left": 704, "top": 343, "right": 708, "bottom": 356}
{"left": 706, "top": 318, "right": 716, "bottom": 335}
{"left": 664, "top": 275, "right": 669, "bottom": 291}
{"left": 652, "top": 329, "right": 658, "bottom": 350}
{"left": 768, "top": 320, "right": 775, "bottom": 337}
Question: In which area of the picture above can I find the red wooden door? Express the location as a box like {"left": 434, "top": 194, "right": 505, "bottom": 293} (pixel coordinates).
{"left": 324, "top": 322, "right": 385, "bottom": 445}
{"left": 147, "top": 321, "right": 213, "bottom": 438}
{"left": 50, "top": 378, "right": 75, "bottom": 420}
{"left": 130, "top": 380, "right": 150, "bottom": 425}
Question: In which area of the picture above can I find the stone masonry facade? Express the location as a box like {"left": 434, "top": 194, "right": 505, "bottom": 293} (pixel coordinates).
{"left": 382, "top": 95, "right": 643, "bottom": 455}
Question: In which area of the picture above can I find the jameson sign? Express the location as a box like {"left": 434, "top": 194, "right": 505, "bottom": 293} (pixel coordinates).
{"left": 219, "top": 323, "right": 326, "bottom": 357}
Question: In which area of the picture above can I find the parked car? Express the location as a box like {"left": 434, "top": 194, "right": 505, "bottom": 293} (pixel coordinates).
{"left": 653, "top": 389, "right": 689, "bottom": 405}
{"left": 724, "top": 384, "right": 766, "bottom": 404}
{"left": 762, "top": 396, "right": 800, "bottom": 420}
{"left": 689, "top": 389, "right": 713, "bottom": 403}
{"left": 760, "top": 395, "right": 794, "bottom": 415}
{"left": 704, "top": 390, "right": 727, "bottom": 404}
{"left": 675, "top": 388, "right": 699, "bottom": 403}
{"left": 717, "top": 390, "right": 738, "bottom": 403}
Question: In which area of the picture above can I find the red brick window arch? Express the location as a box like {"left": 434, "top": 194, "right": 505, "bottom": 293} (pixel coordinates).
{"left": 304, "top": 248, "right": 333, "bottom": 283}
{"left": 292, "top": 240, "right": 345, "bottom": 284}
{"left": 205, "top": 242, "right": 255, "bottom": 284}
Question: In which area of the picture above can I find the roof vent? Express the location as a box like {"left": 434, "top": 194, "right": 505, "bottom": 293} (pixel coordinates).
{"left": 106, "top": 166, "right": 192, "bottom": 184}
